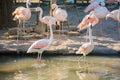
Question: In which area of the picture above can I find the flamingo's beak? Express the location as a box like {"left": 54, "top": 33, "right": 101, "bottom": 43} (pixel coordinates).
{"left": 76, "top": 47, "right": 86, "bottom": 54}
{"left": 76, "top": 50, "right": 80, "bottom": 54}
{"left": 12, "top": 11, "right": 15, "bottom": 16}
{"left": 77, "top": 24, "right": 82, "bottom": 30}
{"left": 27, "top": 0, "right": 31, "bottom": 5}
{"left": 106, "top": 14, "right": 110, "bottom": 20}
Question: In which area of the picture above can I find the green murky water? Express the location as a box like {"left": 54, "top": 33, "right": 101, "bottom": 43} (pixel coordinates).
{"left": 0, "top": 55, "right": 119, "bottom": 80}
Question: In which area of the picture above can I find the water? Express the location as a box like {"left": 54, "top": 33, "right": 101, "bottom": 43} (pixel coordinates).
{"left": 0, "top": 55, "right": 119, "bottom": 80}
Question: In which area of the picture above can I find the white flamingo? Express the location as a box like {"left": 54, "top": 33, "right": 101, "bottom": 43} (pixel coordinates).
{"left": 12, "top": 0, "right": 31, "bottom": 52}
{"left": 12, "top": 0, "right": 31, "bottom": 21}
{"left": 51, "top": 3, "right": 68, "bottom": 25}
{"left": 106, "top": 9, "right": 120, "bottom": 21}
{"left": 76, "top": 23, "right": 94, "bottom": 70}
{"left": 91, "top": 6, "right": 109, "bottom": 36}
{"left": 51, "top": 3, "right": 68, "bottom": 39}
{"left": 76, "top": 13, "right": 99, "bottom": 70}
{"left": 84, "top": 0, "right": 105, "bottom": 13}
{"left": 27, "top": 19, "right": 54, "bottom": 63}
{"left": 36, "top": 7, "right": 57, "bottom": 36}
{"left": 106, "top": 8, "right": 120, "bottom": 39}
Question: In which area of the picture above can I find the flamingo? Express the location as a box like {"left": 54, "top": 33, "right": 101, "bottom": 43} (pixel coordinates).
{"left": 36, "top": 7, "right": 57, "bottom": 37}
{"left": 84, "top": 0, "right": 105, "bottom": 13}
{"left": 77, "top": 12, "right": 99, "bottom": 30}
{"left": 76, "top": 13, "right": 98, "bottom": 70}
{"left": 84, "top": 0, "right": 109, "bottom": 36}
{"left": 51, "top": 3, "right": 68, "bottom": 39}
{"left": 92, "top": 6, "right": 110, "bottom": 36}
{"left": 27, "top": 19, "right": 54, "bottom": 63}
{"left": 106, "top": 9, "right": 120, "bottom": 39}
{"left": 12, "top": 0, "right": 31, "bottom": 41}
{"left": 85, "top": 3, "right": 109, "bottom": 36}
{"left": 106, "top": 9, "right": 120, "bottom": 21}
{"left": 76, "top": 23, "right": 94, "bottom": 71}
{"left": 12, "top": 0, "right": 31, "bottom": 21}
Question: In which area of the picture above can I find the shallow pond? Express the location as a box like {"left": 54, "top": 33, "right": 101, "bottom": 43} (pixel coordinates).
{"left": 0, "top": 55, "right": 119, "bottom": 80}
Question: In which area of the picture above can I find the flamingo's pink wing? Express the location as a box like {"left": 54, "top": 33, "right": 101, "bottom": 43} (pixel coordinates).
{"left": 55, "top": 9, "right": 68, "bottom": 21}
{"left": 33, "top": 42, "right": 49, "bottom": 49}
{"left": 84, "top": 1, "right": 99, "bottom": 13}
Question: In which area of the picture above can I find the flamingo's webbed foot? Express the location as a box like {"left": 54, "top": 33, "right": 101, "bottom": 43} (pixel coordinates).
{"left": 37, "top": 59, "right": 42, "bottom": 63}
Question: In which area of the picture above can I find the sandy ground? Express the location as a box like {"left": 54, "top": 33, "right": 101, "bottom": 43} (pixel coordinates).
{"left": 0, "top": 3, "right": 120, "bottom": 55}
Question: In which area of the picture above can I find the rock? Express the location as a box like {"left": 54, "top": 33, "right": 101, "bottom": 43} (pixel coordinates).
{"left": 34, "top": 25, "right": 46, "bottom": 34}
{"left": 68, "top": 31, "right": 80, "bottom": 36}
{"left": 53, "top": 30, "right": 68, "bottom": 35}
{"left": 8, "top": 35, "right": 17, "bottom": 39}
{"left": 5, "top": 28, "right": 17, "bottom": 36}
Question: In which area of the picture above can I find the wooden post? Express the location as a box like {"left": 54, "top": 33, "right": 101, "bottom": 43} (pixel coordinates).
{"left": 74, "top": 0, "right": 76, "bottom": 4}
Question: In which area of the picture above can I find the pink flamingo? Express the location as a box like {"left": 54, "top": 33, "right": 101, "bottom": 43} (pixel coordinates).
{"left": 51, "top": 3, "right": 68, "bottom": 38}
{"left": 106, "top": 9, "right": 120, "bottom": 21}
{"left": 51, "top": 3, "right": 68, "bottom": 26}
{"left": 12, "top": 0, "right": 31, "bottom": 22}
{"left": 91, "top": 6, "right": 110, "bottom": 36}
{"left": 36, "top": 7, "right": 57, "bottom": 36}
{"left": 12, "top": 0, "right": 31, "bottom": 40}
{"left": 76, "top": 13, "right": 99, "bottom": 70}
{"left": 106, "top": 9, "right": 120, "bottom": 39}
{"left": 27, "top": 19, "right": 54, "bottom": 63}
{"left": 76, "top": 23, "right": 94, "bottom": 69}
{"left": 84, "top": 0, "right": 105, "bottom": 13}
{"left": 77, "top": 12, "right": 99, "bottom": 30}
{"left": 85, "top": 3, "right": 109, "bottom": 36}
{"left": 12, "top": 0, "right": 31, "bottom": 52}
{"left": 84, "top": 0, "right": 109, "bottom": 36}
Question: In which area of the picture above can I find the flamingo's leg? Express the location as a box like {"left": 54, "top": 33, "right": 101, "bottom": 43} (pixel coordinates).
{"left": 37, "top": 50, "right": 43, "bottom": 63}
{"left": 83, "top": 54, "right": 89, "bottom": 73}
{"left": 85, "top": 27, "right": 89, "bottom": 42}
{"left": 83, "top": 55, "right": 87, "bottom": 72}
{"left": 58, "top": 21, "right": 61, "bottom": 39}
{"left": 16, "top": 19, "right": 21, "bottom": 53}
{"left": 77, "top": 56, "right": 84, "bottom": 68}
{"left": 22, "top": 21, "right": 27, "bottom": 42}
{"left": 41, "top": 22, "right": 44, "bottom": 37}
{"left": 99, "top": 19, "right": 104, "bottom": 36}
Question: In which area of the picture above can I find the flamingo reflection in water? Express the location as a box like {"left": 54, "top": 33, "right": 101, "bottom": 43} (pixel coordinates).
{"left": 76, "top": 12, "right": 99, "bottom": 71}
{"left": 27, "top": 19, "right": 54, "bottom": 63}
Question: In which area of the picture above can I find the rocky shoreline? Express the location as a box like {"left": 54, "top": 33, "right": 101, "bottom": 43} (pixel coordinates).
{"left": 0, "top": 31, "right": 119, "bottom": 56}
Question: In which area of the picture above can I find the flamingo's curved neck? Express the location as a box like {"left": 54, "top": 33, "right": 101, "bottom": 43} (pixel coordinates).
{"left": 49, "top": 19, "right": 53, "bottom": 43}
{"left": 88, "top": 23, "right": 93, "bottom": 44}
{"left": 39, "top": 8, "right": 43, "bottom": 21}
{"left": 26, "top": 0, "right": 30, "bottom": 8}
{"left": 117, "top": 7, "right": 120, "bottom": 21}
{"left": 53, "top": 6, "right": 58, "bottom": 17}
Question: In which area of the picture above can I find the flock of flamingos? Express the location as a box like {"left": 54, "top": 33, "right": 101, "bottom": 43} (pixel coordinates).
{"left": 12, "top": 0, "right": 120, "bottom": 66}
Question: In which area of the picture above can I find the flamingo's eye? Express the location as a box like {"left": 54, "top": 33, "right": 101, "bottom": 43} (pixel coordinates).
{"left": 88, "top": 17, "right": 90, "bottom": 19}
